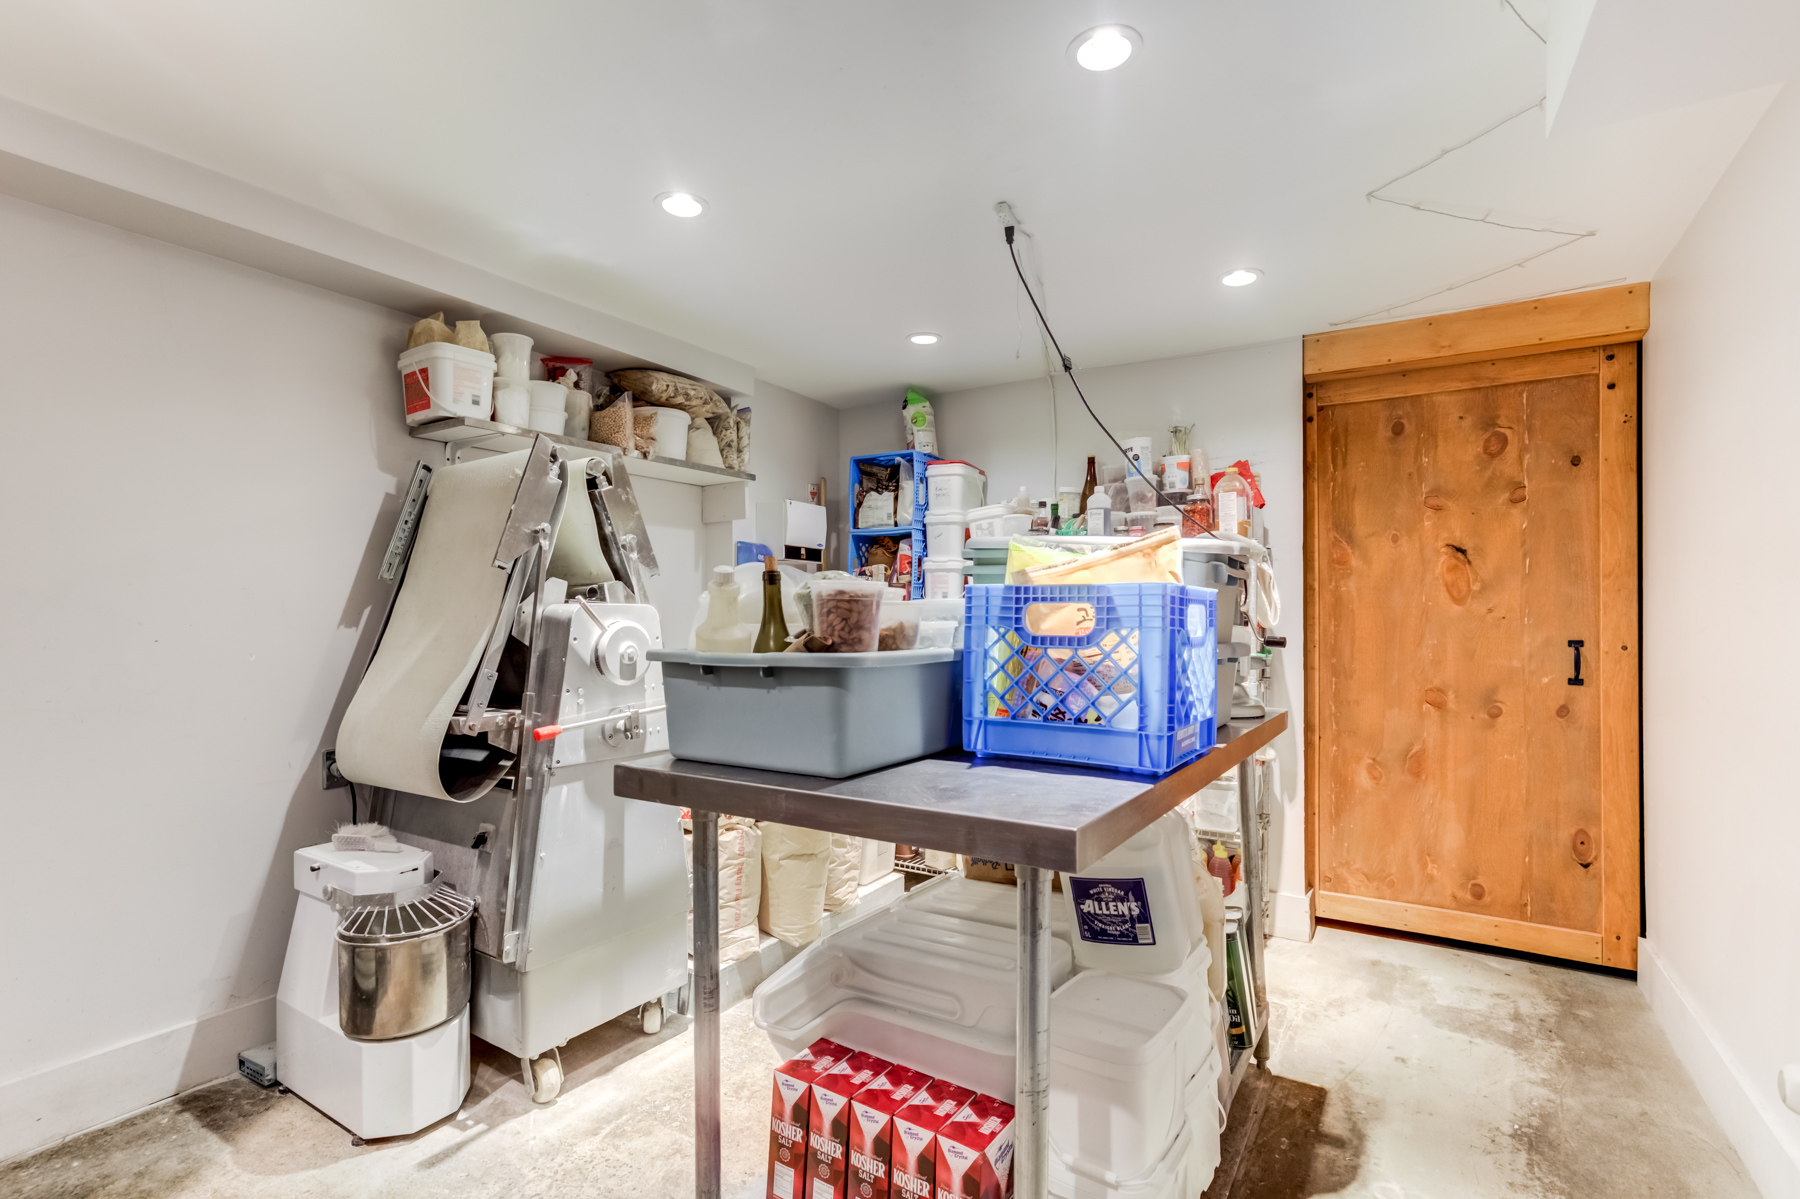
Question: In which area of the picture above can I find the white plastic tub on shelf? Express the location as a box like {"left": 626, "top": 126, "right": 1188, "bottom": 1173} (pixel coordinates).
{"left": 926, "top": 460, "right": 988, "bottom": 511}
{"left": 920, "top": 557, "right": 969, "bottom": 600}
{"left": 752, "top": 898, "right": 1074, "bottom": 1099}
{"left": 924, "top": 512, "right": 968, "bottom": 561}
{"left": 398, "top": 342, "right": 495, "bottom": 425}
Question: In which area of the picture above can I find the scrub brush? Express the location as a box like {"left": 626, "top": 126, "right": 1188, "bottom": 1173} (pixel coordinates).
{"left": 333, "top": 822, "right": 402, "bottom": 853}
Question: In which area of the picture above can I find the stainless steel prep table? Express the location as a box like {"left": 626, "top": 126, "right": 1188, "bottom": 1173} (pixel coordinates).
{"left": 614, "top": 709, "right": 1289, "bottom": 1199}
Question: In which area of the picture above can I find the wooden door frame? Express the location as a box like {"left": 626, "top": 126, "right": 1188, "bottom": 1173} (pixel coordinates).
{"left": 1302, "top": 285, "right": 1645, "bottom": 969}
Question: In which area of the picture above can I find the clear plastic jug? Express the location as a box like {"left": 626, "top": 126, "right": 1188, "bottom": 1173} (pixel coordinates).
{"left": 1060, "top": 811, "right": 1203, "bottom": 975}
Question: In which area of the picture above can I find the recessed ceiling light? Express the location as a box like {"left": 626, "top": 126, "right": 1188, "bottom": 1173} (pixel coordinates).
{"left": 1070, "top": 25, "right": 1140, "bottom": 72}
{"left": 1221, "top": 268, "right": 1262, "bottom": 287}
{"left": 657, "top": 192, "right": 706, "bottom": 218}
{"left": 909, "top": 332, "right": 940, "bottom": 345}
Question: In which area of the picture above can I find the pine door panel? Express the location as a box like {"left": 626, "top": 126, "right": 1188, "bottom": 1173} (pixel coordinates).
{"left": 1308, "top": 348, "right": 1636, "bottom": 964}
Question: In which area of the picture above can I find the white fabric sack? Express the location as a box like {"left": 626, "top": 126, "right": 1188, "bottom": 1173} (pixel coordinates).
{"left": 759, "top": 823, "right": 830, "bottom": 948}
{"left": 684, "top": 818, "right": 765, "bottom": 964}
{"left": 825, "top": 833, "right": 862, "bottom": 913}
{"left": 687, "top": 415, "right": 726, "bottom": 467}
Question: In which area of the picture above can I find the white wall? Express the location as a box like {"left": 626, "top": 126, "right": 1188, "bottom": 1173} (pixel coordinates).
{"left": 739, "top": 379, "right": 846, "bottom": 573}
{"left": 642, "top": 379, "right": 843, "bottom": 644}
{"left": 909, "top": 340, "right": 1309, "bottom": 933}
{"left": 0, "top": 191, "right": 842, "bottom": 1162}
{"left": 0, "top": 194, "right": 420, "bottom": 1159}
{"left": 1641, "top": 82, "right": 1800, "bottom": 1198}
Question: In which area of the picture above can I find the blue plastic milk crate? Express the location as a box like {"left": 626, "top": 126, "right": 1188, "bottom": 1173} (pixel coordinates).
{"left": 961, "top": 582, "right": 1217, "bottom": 775}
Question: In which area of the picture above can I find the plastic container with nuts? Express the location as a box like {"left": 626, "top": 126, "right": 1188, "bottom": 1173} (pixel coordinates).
{"left": 810, "top": 578, "right": 887, "bottom": 653}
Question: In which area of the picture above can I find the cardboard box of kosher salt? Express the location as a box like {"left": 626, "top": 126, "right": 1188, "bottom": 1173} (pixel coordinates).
{"left": 809, "top": 1051, "right": 894, "bottom": 1199}
{"left": 768, "top": 1039, "right": 851, "bottom": 1199}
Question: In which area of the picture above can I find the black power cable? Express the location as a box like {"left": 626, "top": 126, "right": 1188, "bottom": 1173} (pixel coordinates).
{"left": 1004, "top": 223, "right": 1182, "bottom": 515}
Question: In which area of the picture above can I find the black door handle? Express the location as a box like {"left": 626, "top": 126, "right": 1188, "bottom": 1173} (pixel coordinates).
{"left": 1568, "top": 640, "right": 1585, "bottom": 686}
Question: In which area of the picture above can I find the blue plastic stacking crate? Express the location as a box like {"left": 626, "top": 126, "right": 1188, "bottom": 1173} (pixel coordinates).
{"left": 962, "top": 582, "right": 1217, "bottom": 775}
{"left": 849, "top": 450, "right": 939, "bottom": 598}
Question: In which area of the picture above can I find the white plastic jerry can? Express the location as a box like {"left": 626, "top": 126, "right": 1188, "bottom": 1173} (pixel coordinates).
{"left": 1060, "top": 811, "right": 1203, "bottom": 975}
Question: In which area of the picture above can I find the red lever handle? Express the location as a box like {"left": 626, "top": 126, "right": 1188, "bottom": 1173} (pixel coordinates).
{"left": 532, "top": 725, "right": 562, "bottom": 742}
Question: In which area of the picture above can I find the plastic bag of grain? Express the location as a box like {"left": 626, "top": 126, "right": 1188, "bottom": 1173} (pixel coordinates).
{"left": 759, "top": 823, "right": 830, "bottom": 947}
{"left": 824, "top": 833, "right": 862, "bottom": 912}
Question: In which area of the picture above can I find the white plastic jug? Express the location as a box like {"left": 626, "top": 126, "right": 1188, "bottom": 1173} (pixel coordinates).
{"left": 1060, "top": 812, "right": 1203, "bottom": 975}
{"left": 693, "top": 566, "right": 754, "bottom": 651}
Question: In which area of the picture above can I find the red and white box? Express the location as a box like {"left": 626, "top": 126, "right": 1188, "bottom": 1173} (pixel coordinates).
{"left": 769, "top": 1039, "right": 852, "bottom": 1199}
{"left": 846, "top": 1064, "right": 934, "bottom": 1199}
{"left": 809, "top": 1051, "right": 895, "bottom": 1199}
{"left": 934, "top": 1094, "right": 1016, "bottom": 1199}
{"left": 889, "top": 1079, "right": 976, "bottom": 1199}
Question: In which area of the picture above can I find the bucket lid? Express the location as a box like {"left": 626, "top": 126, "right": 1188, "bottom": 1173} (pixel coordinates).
{"left": 926, "top": 460, "right": 986, "bottom": 475}
{"left": 1050, "top": 972, "right": 1187, "bottom": 1065}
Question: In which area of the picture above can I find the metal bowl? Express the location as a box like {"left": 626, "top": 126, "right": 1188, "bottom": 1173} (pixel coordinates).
{"left": 336, "top": 884, "right": 475, "bottom": 1042}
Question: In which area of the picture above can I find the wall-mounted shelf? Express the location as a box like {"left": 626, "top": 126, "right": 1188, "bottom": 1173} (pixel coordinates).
{"left": 409, "top": 416, "right": 755, "bottom": 488}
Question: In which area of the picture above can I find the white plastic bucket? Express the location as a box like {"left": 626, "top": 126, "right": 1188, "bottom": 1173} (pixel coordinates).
{"left": 970, "top": 511, "right": 1032, "bottom": 539}
{"left": 1049, "top": 971, "right": 1189, "bottom": 1179}
{"left": 1183, "top": 1051, "right": 1224, "bottom": 1189}
{"left": 489, "top": 332, "right": 533, "bottom": 381}
{"left": 921, "top": 557, "right": 968, "bottom": 600}
{"left": 926, "top": 461, "right": 987, "bottom": 512}
{"left": 398, "top": 342, "right": 494, "bottom": 425}
{"left": 1060, "top": 812, "right": 1203, "bottom": 975}
{"left": 966, "top": 502, "right": 1031, "bottom": 539}
{"left": 1050, "top": 1116, "right": 1195, "bottom": 1199}
{"left": 1140, "top": 938, "right": 1216, "bottom": 1089}
{"left": 924, "top": 513, "right": 967, "bottom": 561}
{"left": 647, "top": 407, "right": 690, "bottom": 458}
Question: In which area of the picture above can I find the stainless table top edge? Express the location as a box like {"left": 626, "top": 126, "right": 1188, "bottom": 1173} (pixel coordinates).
{"left": 615, "top": 710, "right": 1288, "bottom": 873}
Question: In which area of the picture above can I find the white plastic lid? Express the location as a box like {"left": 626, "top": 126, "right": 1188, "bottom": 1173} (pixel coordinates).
{"left": 925, "top": 460, "right": 985, "bottom": 475}
{"left": 967, "top": 503, "right": 1011, "bottom": 521}
{"left": 1049, "top": 972, "right": 1187, "bottom": 1066}
{"left": 295, "top": 843, "right": 433, "bottom": 896}
{"left": 925, "top": 511, "right": 969, "bottom": 524}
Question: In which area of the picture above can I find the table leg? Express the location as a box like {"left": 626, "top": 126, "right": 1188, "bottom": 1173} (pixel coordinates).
{"left": 1236, "top": 757, "right": 1270, "bottom": 1066}
{"left": 692, "top": 809, "right": 722, "bottom": 1199}
{"left": 1015, "top": 864, "right": 1052, "bottom": 1199}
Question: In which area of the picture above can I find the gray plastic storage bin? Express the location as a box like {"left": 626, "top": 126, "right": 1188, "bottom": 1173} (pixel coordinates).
{"left": 650, "top": 648, "right": 962, "bottom": 778}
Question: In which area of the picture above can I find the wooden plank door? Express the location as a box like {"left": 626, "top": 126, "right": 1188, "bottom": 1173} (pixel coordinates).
{"left": 1305, "top": 345, "right": 1639, "bottom": 967}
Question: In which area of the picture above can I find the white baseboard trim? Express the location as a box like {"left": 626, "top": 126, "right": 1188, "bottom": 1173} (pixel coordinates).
{"left": 1271, "top": 888, "right": 1315, "bottom": 942}
{"left": 1639, "top": 937, "right": 1800, "bottom": 1198}
{"left": 0, "top": 996, "right": 274, "bottom": 1164}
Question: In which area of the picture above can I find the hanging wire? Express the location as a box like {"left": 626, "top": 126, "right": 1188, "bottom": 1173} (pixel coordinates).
{"left": 1002, "top": 221, "right": 1179, "bottom": 512}
{"left": 1332, "top": 97, "right": 1599, "bottom": 326}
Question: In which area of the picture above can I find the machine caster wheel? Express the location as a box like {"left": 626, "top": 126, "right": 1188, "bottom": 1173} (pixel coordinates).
{"left": 528, "top": 1050, "right": 563, "bottom": 1103}
{"left": 642, "top": 998, "right": 664, "bottom": 1035}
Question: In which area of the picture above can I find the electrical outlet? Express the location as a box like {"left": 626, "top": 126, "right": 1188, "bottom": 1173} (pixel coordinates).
{"left": 320, "top": 750, "right": 349, "bottom": 791}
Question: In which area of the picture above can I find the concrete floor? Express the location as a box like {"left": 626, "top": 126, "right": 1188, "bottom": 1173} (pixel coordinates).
{"left": 4, "top": 926, "right": 1759, "bottom": 1199}
{"left": 1205, "top": 926, "right": 1760, "bottom": 1199}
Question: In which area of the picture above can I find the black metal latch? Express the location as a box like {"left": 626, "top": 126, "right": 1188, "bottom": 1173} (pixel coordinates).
{"left": 1568, "top": 640, "right": 1585, "bottom": 686}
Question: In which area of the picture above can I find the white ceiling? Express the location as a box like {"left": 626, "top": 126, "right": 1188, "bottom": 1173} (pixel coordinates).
{"left": 0, "top": 1, "right": 1777, "bottom": 405}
